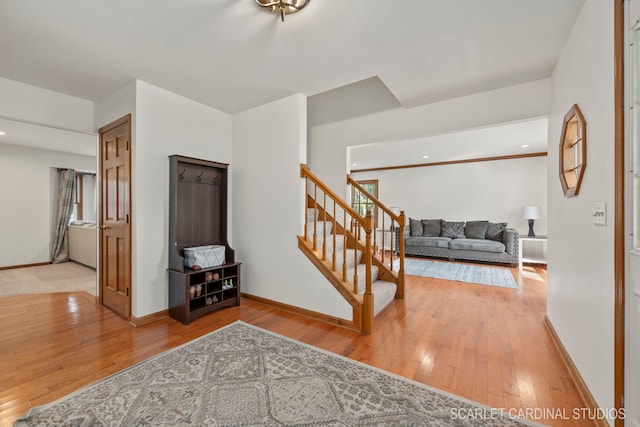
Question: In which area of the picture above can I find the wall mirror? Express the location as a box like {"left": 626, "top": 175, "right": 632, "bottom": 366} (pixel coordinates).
{"left": 559, "top": 104, "right": 586, "bottom": 197}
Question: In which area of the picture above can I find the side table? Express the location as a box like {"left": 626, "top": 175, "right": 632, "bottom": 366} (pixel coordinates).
{"left": 519, "top": 235, "right": 548, "bottom": 269}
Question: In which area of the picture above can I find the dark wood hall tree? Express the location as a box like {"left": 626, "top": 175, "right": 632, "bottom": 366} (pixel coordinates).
{"left": 168, "top": 155, "right": 240, "bottom": 324}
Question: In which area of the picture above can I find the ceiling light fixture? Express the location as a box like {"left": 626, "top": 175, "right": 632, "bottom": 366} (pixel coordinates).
{"left": 422, "top": 155, "right": 429, "bottom": 159}
{"left": 521, "top": 144, "right": 529, "bottom": 148}
{"left": 255, "top": 0, "right": 310, "bottom": 22}
{"left": 0, "top": 131, "right": 6, "bottom": 136}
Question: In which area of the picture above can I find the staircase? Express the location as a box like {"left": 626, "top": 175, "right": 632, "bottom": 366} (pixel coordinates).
{"left": 298, "top": 164, "right": 406, "bottom": 333}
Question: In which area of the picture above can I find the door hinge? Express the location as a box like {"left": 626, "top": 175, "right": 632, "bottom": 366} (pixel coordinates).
{"left": 126, "top": 214, "right": 129, "bottom": 223}
{"left": 126, "top": 288, "right": 129, "bottom": 296}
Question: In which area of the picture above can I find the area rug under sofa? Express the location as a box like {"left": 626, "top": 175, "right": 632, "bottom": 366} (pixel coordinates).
{"left": 15, "top": 321, "right": 538, "bottom": 426}
{"left": 396, "top": 257, "right": 518, "bottom": 289}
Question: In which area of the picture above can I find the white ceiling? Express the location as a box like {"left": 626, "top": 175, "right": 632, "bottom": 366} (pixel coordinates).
{"left": 350, "top": 118, "right": 549, "bottom": 171}
{"left": 0, "top": 0, "right": 585, "bottom": 115}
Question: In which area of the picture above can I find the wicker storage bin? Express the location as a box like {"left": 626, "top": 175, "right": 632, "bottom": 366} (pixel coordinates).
{"left": 184, "top": 245, "right": 225, "bottom": 269}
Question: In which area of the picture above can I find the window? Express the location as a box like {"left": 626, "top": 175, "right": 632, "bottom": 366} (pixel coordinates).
{"left": 559, "top": 104, "right": 587, "bottom": 197}
{"left": 73, "top": 173, "right": 84, "bottom": 220}
{"left": 352, "top": 179, "right": 378, "bottom": 218}
{"left": 69, "top": 172, "right": 97, "bottom": 223}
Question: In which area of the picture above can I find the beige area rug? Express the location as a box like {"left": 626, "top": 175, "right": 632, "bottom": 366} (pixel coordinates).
{"left": 0, "top": 262, "right": 96, "bottom": 298}
{"left": 15, "top": 321, "right": 540, "bottom": 426}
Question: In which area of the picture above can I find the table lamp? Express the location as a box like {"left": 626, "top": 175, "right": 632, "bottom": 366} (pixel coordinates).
{"left": 521, "top": 206, "right": 541, "bottom": 237}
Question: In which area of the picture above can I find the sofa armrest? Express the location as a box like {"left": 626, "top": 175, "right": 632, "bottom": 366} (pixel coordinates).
{"left": 503, "top": 228, "right": 519, "bottom": 257}
{"left": 394, "top": 226, "right": 410, "bottom": 254}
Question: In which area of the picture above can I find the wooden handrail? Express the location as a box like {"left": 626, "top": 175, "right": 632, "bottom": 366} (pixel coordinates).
{"left": 301, "top": 164, "right": 367, "bottom": 228}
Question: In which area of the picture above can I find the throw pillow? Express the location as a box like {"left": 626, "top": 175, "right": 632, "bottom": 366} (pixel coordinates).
{"left": 421, "top": 219, "right": 441, "bottom": 237}
{"left": 409, "top": 218, "right": 423, "bottom": 237}
{"left": 440, "top": 220, "right": 465, "bottom": 239}
{"left": 464, "top": 220, "right": 489, "bottom": 240}
{"left": 485, "top": 222, "right": 507, "bottom": 241}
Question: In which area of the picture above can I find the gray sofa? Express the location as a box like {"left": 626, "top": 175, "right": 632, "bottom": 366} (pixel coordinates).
{"left": 396, "top": 219, "right": 519, "bottom": 266}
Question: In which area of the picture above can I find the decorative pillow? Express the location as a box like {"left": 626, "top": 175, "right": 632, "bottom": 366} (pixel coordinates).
{"left": 464, "top": 220, "right": 489, "bottom": 240}
{"left": 409, "top": 218, "right": 423, "bottom": 237}
{"left": 485, "top": 222, "right": 507, "bottom": 241}
{"left": 440, "top": 220, "right": 465, "bottom": 239}
{"left": 421, "top": 219, "right": 441, "bottom": 237}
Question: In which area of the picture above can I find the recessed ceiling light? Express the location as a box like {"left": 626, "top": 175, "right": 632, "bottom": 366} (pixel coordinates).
{"left": 422, "top": 155, "right": 429, "bottom": 159}
{"left": 352, "top": 163, "right": 357, "bottom": 166}
{"left": 521, "top": 144, "right": 529, "bottom": 148}
{"left": 0, "top": 131, "right": 6, "bottom": 136}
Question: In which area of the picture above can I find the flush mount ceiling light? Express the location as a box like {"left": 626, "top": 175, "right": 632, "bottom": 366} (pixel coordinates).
{"left": 255, "top": 0, "right": 310, "bottom": 22}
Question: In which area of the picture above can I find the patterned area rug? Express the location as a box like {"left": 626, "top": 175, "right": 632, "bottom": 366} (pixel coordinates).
{"left": 15, "top": 321, "right": 536, "bottom": 426}
{"left": 395, "top": 258, "right": 518, "bottom": 289}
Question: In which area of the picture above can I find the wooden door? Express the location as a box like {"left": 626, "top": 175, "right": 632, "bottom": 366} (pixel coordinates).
{"left": 99, "top": 114, "right": 132, "bottom": 319}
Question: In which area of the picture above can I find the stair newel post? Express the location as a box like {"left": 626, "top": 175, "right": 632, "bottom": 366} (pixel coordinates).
{"left": 363, "top": 210, "right": 374, "bottom": 333}
{"left": 300, "top": 164, "right": 309, "bottom": 242}
{"left": 397, "top": 210, "right": 406, "bottom": 299}
{"left": 353, "top": 222, "right": 359, "bottom": 294}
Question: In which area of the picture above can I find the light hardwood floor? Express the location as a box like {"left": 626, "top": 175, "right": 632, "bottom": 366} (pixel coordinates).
{"left": 0, "top": 265, "right": 588, "bottom": 426}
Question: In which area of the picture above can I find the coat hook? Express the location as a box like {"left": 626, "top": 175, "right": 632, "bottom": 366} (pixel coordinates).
{"left": 178, "top": 168, "right": 185, "bottom": 180}
{"left": 197, "top": 171, "right": 204, "bottom": 182}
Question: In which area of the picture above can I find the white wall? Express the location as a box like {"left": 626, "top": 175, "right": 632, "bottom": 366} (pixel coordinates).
{"left": 94, "top": 80, "right": 233, "bottom": 318}
{"left": 133, "top": 81, "right": 232, "bottom": 318}
{"left": 232, "top": 94, "right": 352, "bottom": 320}
{"left": 0, "top": 143, "right": 95, "bottom": 267}
{"left": 310, "top": 79, "right": 551, "bottom": 195}
{"left": 94, "top": 81, "right": 136, "bottom": 133}
{"left": 547, "top": 0, "right": 615, "bottom": 421}
{"left": 0, "top": 77, "right": 94, "bottom": 132}
{"left": 353, "top": 156, "right": 548, "bottom": 236}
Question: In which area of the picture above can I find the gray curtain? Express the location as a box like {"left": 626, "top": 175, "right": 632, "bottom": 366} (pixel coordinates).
{"left": 51, "top": 168, "right": 75, "bottom": 264}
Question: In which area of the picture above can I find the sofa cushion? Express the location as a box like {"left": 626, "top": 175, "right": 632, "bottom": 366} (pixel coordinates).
{"left": 421, "top": 219, "right": 441, "bottom": 237}
{"left": 464, "top": 220, "right": 489, "bottom": 240}
{"left": 440, "top": 221, "right": 465, "bottom": 238}
{"left": 409, "top": 218, "right": 423, "bottom": 237}
{"left": 486, "top": 222, "right": 507, "bottom": 241}
{"left": 405, "top": 236, "right": 451, "bottom": 249}
{"left": 449, "top": 238, "right": 506, "bottom": 253}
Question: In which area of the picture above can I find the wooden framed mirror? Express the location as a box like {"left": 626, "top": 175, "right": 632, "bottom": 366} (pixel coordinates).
{"left": 559, "top": 104, "right": 586, "bottom": 197}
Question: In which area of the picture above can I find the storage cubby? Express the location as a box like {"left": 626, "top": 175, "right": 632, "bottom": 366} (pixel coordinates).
{"left": 168, "top": 155, "right": 241, "bottom": 325}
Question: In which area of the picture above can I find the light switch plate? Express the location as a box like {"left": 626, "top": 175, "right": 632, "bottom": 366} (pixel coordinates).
{"left": 593, "top": 202, "right": 606, "bottom": 226}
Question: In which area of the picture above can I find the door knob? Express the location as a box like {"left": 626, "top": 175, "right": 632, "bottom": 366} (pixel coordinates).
{"left": 101, "top": 224, "right": 111, "bottom": 230}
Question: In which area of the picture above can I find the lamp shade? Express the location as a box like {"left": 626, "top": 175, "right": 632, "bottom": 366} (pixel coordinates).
{"left": 521, "top": 206, "right": 541, "bottom": 220}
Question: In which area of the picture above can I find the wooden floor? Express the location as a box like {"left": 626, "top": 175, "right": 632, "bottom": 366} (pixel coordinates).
{"left": 0, "top": 265, "right": 587, "bottom": 426}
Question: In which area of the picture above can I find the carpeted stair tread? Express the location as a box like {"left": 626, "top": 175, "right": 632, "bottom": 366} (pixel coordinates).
{"left": 346, "top": 264, "right": 380, "bottom": 292}
{"left": 371, "top": 280, "right": 397, "bottom": 316}
{"left": 306, "top": 221, "right": 333, "bottom": 236}
{"left": 316, "top": 235, "right": 345, "bottom": 253}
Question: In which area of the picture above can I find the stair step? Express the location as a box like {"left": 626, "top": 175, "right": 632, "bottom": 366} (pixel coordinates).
{"left": 332, "top": 249, "right": 362, "bottom": 269}
{"left": 371, "top": 280, "right": 397, "bottom": 316}
{"left": 317, "top": 234, "right": 345, "bottom": 253}
{"left": 306, "top": 221, "right": 333, "bottom": 236}
{"left": 346, "top": 264, "right": 380, "bottom": 292}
